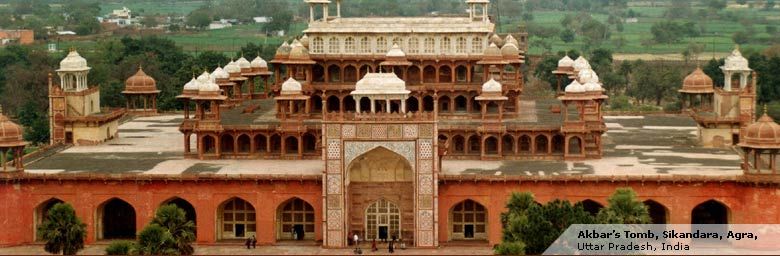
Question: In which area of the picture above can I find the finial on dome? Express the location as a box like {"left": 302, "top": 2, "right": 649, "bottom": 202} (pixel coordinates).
{"left": 764, "top": 104, "right": 768, "bottom": 115}
{"left": 0, "top": 104, "right": 3, "bottom": 114}
{"left": 69, "top": 46, "right": 75, "bottom": 52}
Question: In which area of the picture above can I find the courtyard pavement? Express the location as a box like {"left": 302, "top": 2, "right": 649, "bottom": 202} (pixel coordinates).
{"left": 0, "top": 244, "right": 493, "bottom": 255}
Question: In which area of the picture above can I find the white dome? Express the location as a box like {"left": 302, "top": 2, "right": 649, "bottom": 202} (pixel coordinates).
{"left": 565, "top": 80, "right": 586, "bottom": 93}
{"left": 211, "top": 66, "right": 229, "bottom": 79}
{"left": 352, "top": 73, "right": 409, "bottom": 95}
{"left": 224, "top": 60, "right": 241, "bottom": 73}
{"left": 573, "top": 56, "right": 591, "bottom": 71}
{"left": 183, "top": 77, "right": 199, "bottom": 90}
{"left": 281, "top": 77, "right": 302, "bottom": 94}
{"left": 58, "top": 50, "right": 90, "bottom": 71}
{"left": 235, "top": 56, "right": 251, "bottom": 69}
{"left": 584, "top": 81, "right": 602, "bottom": 92}
{"left": 504, "top": 34, "right": 519, "bottom": 48}
{"left": 501, "top": 43, "right": 519, "bottom": 57}
{"left": 386, "top": 43, "right": 406, "bottom": 57}
{"left": 578, "top": 68, "right": 599, "bottom": 84}
{"left": 482, "top": 78, "right": 502, "bottom": 92}
{"left": 722, "top": 47, "right": 750, "bottom": 71}
{"left": 558, "top": 55, "right": 574, "bottom": 67}
{"left": 251, "top": 56, "right": 267, "bottom": 68}
{"left": 197, "top": 71, "right": 219, "bottom": 92}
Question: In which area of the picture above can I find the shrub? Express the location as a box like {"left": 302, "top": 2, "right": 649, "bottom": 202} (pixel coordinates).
{"left": 495, "top": 241, "right": 526, "bottom": 255}
{"left": 609, "top": 95, "right": 632, "bottom": 111}
{"left": 664, "top": 101, "right": 681, "bottom": 112}
{"left": 106, "top": 240, "right": 135, "bottom": 255}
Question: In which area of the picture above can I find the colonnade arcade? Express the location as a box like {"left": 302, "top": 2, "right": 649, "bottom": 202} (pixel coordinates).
{"left": 184, "top": 130, "right": 321, "bottom": 159}
{"left": 437, "top": 132, "right": 592, "bottom": 159}
{"left": 30, "top": 195, "right": 730, "bottom": 243}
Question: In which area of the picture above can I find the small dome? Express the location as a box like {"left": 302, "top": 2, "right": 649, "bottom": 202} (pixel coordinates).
{"left": 504, "top": 34, "right": 519, "bottom": 48}
{"left": 288, "top": 40, "right": 311, "bottom": 60}
{"left": 58, "top": 50, "right": 90, "bottom": 72}
{"left": 558, "top": 55, "right": 574, "bottom": 67}
{"left": 722, "top": 46, "right": 750, "bottom": 71}
{"left": 573, "top": 56, "right": 591, "bottom": 71}
{"left": 482, "top": 78, "right": 502, "bottom": 92}
{"left": 197, "top": 71, "right": 220, "bottom": 92}
{"left": 211, "top": 66, "right": 229, "bottom": 80}
{"left": 300, "top": 35, "right": 310, "bottom": 48}
{"left": 583, "top": 81, "right": 602, "bottom": 92}
{"left": 224, "top": 60, "right": 241, "bottom": 74}
{"left": 501, "top": 43, "right": 519, "bottom": 57}
{"left": 276, "top": 41, "right": 291, "bottom": 57}
{"left": 386, "top": 43, "right": 406, "bottom": 57}
{"left": 251, "top": 56, "right": 267, "bottom": 68}
{"left": 489, "top": 34, "right": 503, "bottom": 46}
{"left": 124, "top": 67, "right": 157, "bottom": 92}
{"left": 565, "top": 80, "right": 586, "bottom": 93}
{"left": 0, "top": 106, "right": 25, "bottom": 147}
{"left": 281, "top": 77, "right": 302, "bottom": 94}
{"left": 235, "top": 56, "right": 251, "bottom": 69}
{"left": 183, "top": 77, "right": 199, "bottom": 91}
{"left": 483, "top": 43, "right": 501, "bottom": 57}
{"left": 681, "top": 68, "right": 714, "bottom": 92}
{"left": 742, "top": 112, "right": 780, "bottom": 148}
{"left": 578, "top": 68, "right": 599, "bottom": 84}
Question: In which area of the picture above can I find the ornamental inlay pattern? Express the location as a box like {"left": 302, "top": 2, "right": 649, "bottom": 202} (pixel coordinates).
{"left": 418, "top": 210, "right": 434, "bottom": 230}
{"left": 343, "top": 141, "right": 416, "bottom": 170}
{"left": 327, "top": 175, "right": 341, "bottom": 194}
{"left": 327, "top": 210, "right": 342, "bottom": 230}
{"left": 418, "top": 175, "right": 433, "bottom": 195}
{"left": 341, "top": 124, "right": 355, "bottom": 138}
{"left": 327, "top": 139, "right": 340, "bottom": 159}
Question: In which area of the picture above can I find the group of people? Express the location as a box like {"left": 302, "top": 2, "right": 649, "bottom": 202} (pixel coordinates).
{"left": 244, "top": 235, "right": 257, "bottom": 249}
{"left": 352, "top": 233, "right": 405, "bottom": 255}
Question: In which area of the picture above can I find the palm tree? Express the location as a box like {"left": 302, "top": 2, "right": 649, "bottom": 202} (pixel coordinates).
{"left": 597, "top": 187, "right": 651, "bottom": 224}
{"left": 151, "top": 204, "right": 196, "bottom": 255}
{"left": 37, "top": 203, "right": 87, "bottom": 255}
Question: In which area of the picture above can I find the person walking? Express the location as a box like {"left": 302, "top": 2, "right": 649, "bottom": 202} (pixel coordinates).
{"left": 245, "top": 237, "right": 251, "bottom": 249}
{"left": 353, "top": 233, "right": 359, "bottom": 247}
{"left": 371, "top": 238, "right": 378, "bottom": 252}
{"left": 251, "top": 235, "right": 257, "bottom": 249}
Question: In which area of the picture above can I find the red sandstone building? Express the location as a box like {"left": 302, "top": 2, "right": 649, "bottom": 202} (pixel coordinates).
{"left": 2, "top": 0, "right": 780, "bottom": 250}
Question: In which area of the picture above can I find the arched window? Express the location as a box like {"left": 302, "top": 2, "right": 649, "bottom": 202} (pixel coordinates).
{"left": 312, "top": 37, "right": 324, "bottom": 53}
{"left": 98, "top": 198, "right": 136, "bottom": 239}
{"left": 328, "top": 37, "right": 339, "bottom": 54}
{"left": 643, "top": 200, "right": 668, "bottom": 224}
{"left": 468, "top": 135, "right": 480, "bottom": 154}
{"left": 344, "top": 37, "right": 355, "bottom": 54}
{"left": 441, "top": 37, "right": 452, "bottom": 54}
{"left": 221, "top": 134, "right": 234, "bottom": 154}
{"left": 408, "top": 38, "right": 419, "bottom": 54}
{"left": 535, "top": 135, "right": 548, "bottom": 154}
{"left": 471, "top": 37, "right": 483, "bottom": 54}
{"left": 453, "top": 135, "right": 466, "bottom": 153}
{"left": 450, "top": 200, "right": 487, "bottom": 240}
{"left": 519, "top": 135, "right": 531, "bottom": 153}
{"left": 360, "top": 37, "right": 370, "bottom": 54}
{"left": 35, "top": 198, "right": 65, "bottom": 241}
{"left": 568, "top": 136, "right": 582, "bottom": 155}
{"left": 392, "top": 37, "right": 404, "bottom": 50}
{"left": 218, "top": 198, "right": 256, "bottom": 239}
{"left": 580, "top": 199, "right": 604, "bottom": 216}
{"left": 424, "top": 37, "right": 435, "bottom": 54}
{"left": 484, "top": 136, "right": 498, "bottom": 154}
{"left": 285, "top": 136, "right": 299, "bottom": 154}
{"left": 365, "top": 199, "right": 401, "bottom": 241}
{"left": 237, "top": 134, "right": 251, "bottom": 153}
{"left": 376, "top": 37, "right": 388, "bottom": 53}
{"left": 277, "top": 198, "right": 315, "bottom": 240}
{"left": 254, "top": 134, "right": 267, "bottom": 153}
{"left": 456, "top": 37, "right": 467, "bottom": 54}
{"left": 502, "top": 134, "right": 514, "bottom": 156}
{"left": 552, "top": 134, "right": 565, "bottom": 154}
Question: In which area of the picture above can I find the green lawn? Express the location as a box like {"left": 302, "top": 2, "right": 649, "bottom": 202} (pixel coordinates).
{"left": 509, "top": 6, "right": 778, "bottom": 55}
{"left": 99, "top": 1, "right": 207, "bottom": 16}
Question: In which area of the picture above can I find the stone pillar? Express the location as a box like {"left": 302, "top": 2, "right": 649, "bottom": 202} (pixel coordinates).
{"left": 723, "top": 71, "right": 733, "bottom": 91}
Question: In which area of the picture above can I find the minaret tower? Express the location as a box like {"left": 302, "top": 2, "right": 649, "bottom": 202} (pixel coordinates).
{"left": 466, "top": 0, "right": 490, "bottom": 22}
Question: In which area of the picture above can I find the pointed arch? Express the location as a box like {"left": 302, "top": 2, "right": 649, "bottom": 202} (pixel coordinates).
{"left": 302, "top": 133, "right": 317, "bottom": 153}
{"left": 254, "top": 134, "right": 267, "bottom": 154}
{"left": 643, "top": 200, "right": 668, "bottom": 224}
{"left": 221, "top": 134, "right": 234, "bottom": 154}
{"left": 407, "top": 66, "right": 421, "bottom": 84}
{"left": 237, "top": 134, "right": 251, "bottom": 153}
{"left": 692, "top": 199, "right": 729, "bottom": 224}
{"left": 96, "top": 198, "right": 136, "bottom": 240}
{"left": 552, "top": 134, "right": 565, "bottom": 154}
{"left": 439, "top": 66, "right": 453, "bottom": 83}
{"left": 326, "top": 95, "right": 340, "bottom": 113}
{"left": 519, "top": 135, "right": 531, "bottom": 154}
{"left": 344, "top": 65, "right": 358, "bottom": 83}
{"left": 276, "top": 197, "right": 316, "bottom": 241}
{"left": 217, "top": 197, "right": 256, "bottom": 240}
{"left": 579, "top": 199, "right": 603, "bottom": 216}
{"left": 160, "top": 197, "right": 197, "bottom": 233}
{"left": 535, "top": 135, "right": 549, "bottom": 154}
{"left": 34, "top": 198, "right": 65, "bottom": 241}
{"left": 484, "top": 136, "right": 499, "bottom": 155}
{"left": 502, "top": 134, "right": 515, "bottom": 156}
{"left": 285, "top": 136, "right": 299, "bottom": 154}
{"left": 449, "top": 199, "right": 487, "bottom": 240}
{"left": 423, "top": 65, "right": 437, "bottom": 83}
{"left": 452, "top": 135, "right": 466, "bottom": 154}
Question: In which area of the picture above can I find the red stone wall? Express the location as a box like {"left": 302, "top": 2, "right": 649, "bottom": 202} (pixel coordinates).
{"left": 0, "top": 179, "right": 322, "bottom": 246}
{"left": 437, "top": 180, "right": 780, "bottom": 246}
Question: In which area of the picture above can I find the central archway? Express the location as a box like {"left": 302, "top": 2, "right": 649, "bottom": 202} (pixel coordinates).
{"left": 450, "top": 199, "right": 487, "bottom": 241}
{"left": 217, "top": 197, "right": 256, "bottom": 240}
{"left": 97, "top": 198, "right": 136, "bottom": 240}
{"left": 347, "top": 146, "right": 414, "bottom": 242}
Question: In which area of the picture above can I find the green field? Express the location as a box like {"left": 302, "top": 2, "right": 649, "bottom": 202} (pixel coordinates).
{"left": 99, "top": 1, "right": 207, "bottom": 16}
{"left": 503, "top": 6, "right": 779, "bottom": 55}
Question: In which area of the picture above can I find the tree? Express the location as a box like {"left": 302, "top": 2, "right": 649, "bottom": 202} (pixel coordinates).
{"left": 141, "top": 16, "right": 159, "bottom": 28}
{"left": 560, "top": 28, "right": 575, "bottom": 43}
{"left": 136, "top": 224, "right": 178, "bottom": 255}
{"left": 16, "top": 101, "right": 49, "bottom": 144}
{"left": 186, "top": 10, "right": 211, "bottom": 30}
{"left": 264, "top": 9, "right": 293, "bottom": 34}
{"left": 650, "top": 21, "right": 688, "bottom": 44}
{"left": 37, "top": 203, "right": 87, "bottom": 255}
{"left": 596, "top": 188, "right": 651, "bottom": 224}
{"left": 733, "top": 31, "right": 752, "bottom": 44}
{"left": 150, "top": 204, "right": 196, "bottom": 255}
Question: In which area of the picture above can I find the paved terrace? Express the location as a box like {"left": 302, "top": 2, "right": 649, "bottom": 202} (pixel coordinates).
{"left": 22, "top": 114, "right": 742, "bottom": 178}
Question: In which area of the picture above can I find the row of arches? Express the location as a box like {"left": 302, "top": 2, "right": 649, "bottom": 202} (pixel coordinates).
{"left": 310, "top": 35, "right": 486, "bottom": 55}
{"left": 439, "top": 133, "right": 588, "bottom": 156}
{"left": 189, "top": 132, "right": 321, "bottom": 158}
{"left": 319, "top": 94, "right": 519, "bottom": 115}
{"left": 447, "top": 198, "right": 730, "bottom": 241}
{"left": 311, "top": 63, "right": 518, "bottom": 85}
{"left": 34, "top": 197, "right": 316, "bottom": 241}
